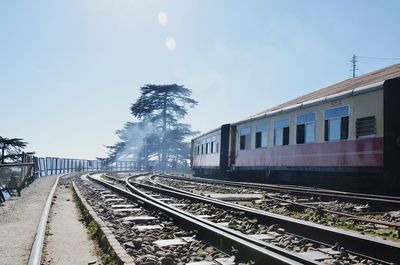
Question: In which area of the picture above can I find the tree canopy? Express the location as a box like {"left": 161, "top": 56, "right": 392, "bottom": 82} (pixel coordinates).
{"left": 106, "top": 84, "right": 198, "bottom": 170}
{"left": 130, "top": 84, "right": 197, "bottom": 168}
{"left": 131, "top": 84, "right": 197, "bottom": 125}
{"left": 0, "top": 136, "right": 28, "bottom": 163}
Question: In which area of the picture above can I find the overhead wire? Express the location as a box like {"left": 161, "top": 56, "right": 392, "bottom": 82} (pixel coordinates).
{"left": 357, "top": 56, "right": 400, "bottom": 61}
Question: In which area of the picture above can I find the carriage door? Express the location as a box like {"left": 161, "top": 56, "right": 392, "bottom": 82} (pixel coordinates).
{"left": 229, "top": 125, "right": 237, "bottom": 166}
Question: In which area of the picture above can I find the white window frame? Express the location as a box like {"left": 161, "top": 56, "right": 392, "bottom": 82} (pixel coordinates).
{"left": 296, "top": 112, "right": 316, "bottom": 144}
{"left": 274, "top": 118, "right": 290, "bottom": 146}
{"left": 239, "top": 127, "right": 252, "bottom": 150}
{"left": 255, "top": 123, "right": 268, "bottom": 148}
{"left": 324, "top": 105, "right": 350, "bottom": 142}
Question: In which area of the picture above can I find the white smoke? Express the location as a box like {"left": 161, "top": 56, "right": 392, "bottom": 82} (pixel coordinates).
{"left": 113, "top": 122, "right": 160, "bottom": 162}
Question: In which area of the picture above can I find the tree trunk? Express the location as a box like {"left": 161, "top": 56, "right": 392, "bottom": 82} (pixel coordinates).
{"left": 1, "top": 143, "right": 5, "bottom": 164}
{"left": 162, "top": 92, "right": 167, "bottom": 169}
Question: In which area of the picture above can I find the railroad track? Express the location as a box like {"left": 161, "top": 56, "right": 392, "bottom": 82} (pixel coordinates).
{"left": 83, "top": 173, "right": 320, "bottom": 265}
{"left": 154, "top": 176, "right": 400, "bottom": 234}
{"left": 156, "top": 174, "right": 400, "bottom": 211}
{"left": 155, "top": 174, "right": 400, "bottom": 235}
{"left": 105, "top": 173, "right": 400, "bottom": 265}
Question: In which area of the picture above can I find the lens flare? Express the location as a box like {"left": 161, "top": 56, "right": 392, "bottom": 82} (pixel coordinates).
{"left": 158, "top": 11, "right": 168, "bottom": 26}
{"left": 165, "top": 37, "right": 176, "bottom": 51}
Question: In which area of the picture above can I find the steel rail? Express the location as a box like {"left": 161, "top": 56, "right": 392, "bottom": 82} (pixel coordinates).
{"left": 124, "top": 177, "right": 322, "bottom": 265}
{"left": 135, "top": 175, "right": 400, "bottom": 264}
{"left": 28, "top": 175, "right": 61, "bottom": 265}
{"left": 87, "top": 175, "right": 316, "bottom": 265}
{"left": 168, "top": 174, "right": 400, "bottom": 201}
{"left": 158, "top": 174, "right": 400, "bottom": 210}
{"left": 265, "top": 194, "right": 400, "bottom": 229}
{"left": 181, "top": 174, "right": 400, "bottom": 201}
{"left": 113, "top": 174, "right": 400, "bottom": 227}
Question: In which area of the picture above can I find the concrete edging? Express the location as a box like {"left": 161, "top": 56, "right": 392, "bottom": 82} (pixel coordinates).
{"left": 28, "top": 175, "right": 61, "bottom": 265}
{"left": 72, "top": 181, "right": 135, "bottom": 265}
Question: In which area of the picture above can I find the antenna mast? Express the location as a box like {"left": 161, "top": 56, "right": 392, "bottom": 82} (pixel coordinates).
{"left": 350, "top": 54, "right": 358, "bottom": 77}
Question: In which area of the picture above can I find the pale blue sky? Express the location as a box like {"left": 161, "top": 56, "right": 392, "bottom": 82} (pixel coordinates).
{"left": 1, "top": 0, "right": 399, "bottom": 159}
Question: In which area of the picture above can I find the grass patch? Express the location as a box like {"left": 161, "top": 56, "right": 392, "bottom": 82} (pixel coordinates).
{"left": 87, "top": 221, "right": 98, "bottom": 239}
{"left": 72, "top": 183, "right": 119, "bottom": 265}
{"left": 100, "top": 174, "right": 108, "bottom": 180}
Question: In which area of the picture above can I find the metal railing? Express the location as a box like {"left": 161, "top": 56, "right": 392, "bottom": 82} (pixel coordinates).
{"left": 0, "top": 155, "right": 137, "bottom": 203}
{"left": 0, "top": 153, "right": 35, "bottom": 201}
{"left": 35, "top": 157, "right": 138, "bottom": 177}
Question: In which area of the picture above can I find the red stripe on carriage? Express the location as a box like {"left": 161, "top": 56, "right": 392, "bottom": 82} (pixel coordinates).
{"left": 234, "top": 137, "right": 384, "bottom": 167}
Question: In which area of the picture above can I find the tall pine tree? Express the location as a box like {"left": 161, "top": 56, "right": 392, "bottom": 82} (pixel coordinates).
{"left": 130, "top": 84, "right": 198, "bottom": 169}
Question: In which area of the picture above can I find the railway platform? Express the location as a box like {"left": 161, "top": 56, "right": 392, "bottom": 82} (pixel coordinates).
{"left": 0, "top": 174, "right": 99, "bottom": 265}
{"left": 0, "top": 175, "right": 59, "bottom": 265}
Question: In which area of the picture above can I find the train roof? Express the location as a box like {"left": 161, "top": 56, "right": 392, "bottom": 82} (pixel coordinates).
{"left": 252, "top": 63, "right": 400, "bottom": 117}
{"left": 193, "top": 64, "right": 400, "bottom": 139}
{"left": 192, "top": 125, "right": 226, "bottom": 141}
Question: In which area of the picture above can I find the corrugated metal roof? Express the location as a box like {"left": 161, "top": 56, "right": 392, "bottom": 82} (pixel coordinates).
{"left": 253, "top": 63, "right": 400, "bottom": 116}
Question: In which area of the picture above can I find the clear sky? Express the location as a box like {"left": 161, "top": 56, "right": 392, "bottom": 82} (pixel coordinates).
{"left": 1, "top": 0, "right": 400, "bottom": 159}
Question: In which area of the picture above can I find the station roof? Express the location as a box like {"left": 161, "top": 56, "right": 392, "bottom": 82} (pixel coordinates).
{"left": 253, "top": 63, "right": 400, "bottom": 116}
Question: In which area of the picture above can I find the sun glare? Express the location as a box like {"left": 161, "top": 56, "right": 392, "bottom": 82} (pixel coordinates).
{"left": 165, "top": 37, "right": 176, "bottom": 51}
{"left": 158, "top": 11, "right": 168, "bottom": 26}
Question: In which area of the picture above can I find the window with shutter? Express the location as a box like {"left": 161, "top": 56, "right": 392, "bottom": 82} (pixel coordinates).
{"left": 356, "top": 116, "right": 376, "bottom": 138}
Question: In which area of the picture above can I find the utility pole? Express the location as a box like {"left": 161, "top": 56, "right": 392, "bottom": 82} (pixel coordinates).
{"left": 350, "top": 54, "right": 358, "bottom": 77}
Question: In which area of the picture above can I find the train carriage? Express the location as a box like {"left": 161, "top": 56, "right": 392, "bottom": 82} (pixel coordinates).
{"left": 191, "top": 64, "right": 400, "bottom": 193}
{"left": 191, "top": 124, "right": 230, "bottom": 175}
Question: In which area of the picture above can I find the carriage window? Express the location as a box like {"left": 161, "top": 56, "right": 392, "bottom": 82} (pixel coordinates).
{"left": 197, "top": 145, "right": 200, "bottom": 155}
{"left": 274, "top": 119, "right": 289, "bottom": 146}
{"left": 211, "top": 136, "right": 216, "bottom": 153}
{"left": 325, "top": 106, "right": 349, "bottom": 141}
{"left": 297, "top": 113, "right": 316, "bottom": 144}
{"left": 356, "top": 116, "right": 376, "bottom": 138}
{"left": 255, "top": 124, "right": 268, "bottom": 148}
{"left": 201, "top": 144, "right": 204, "bottom": 154}
{"left": 216, "top": 142, "right": 220, "bottom": 153}
{"left": 239, "top": 127, "right": 251, "bottom": 150}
